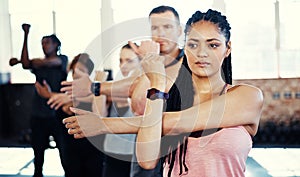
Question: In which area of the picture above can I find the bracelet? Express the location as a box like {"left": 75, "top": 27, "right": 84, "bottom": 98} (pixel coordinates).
{"left": 146, "top": 88, "right": 169, "bottom": 100}
{"left": 91, "top": 81, "right": 101, "bottom": 96}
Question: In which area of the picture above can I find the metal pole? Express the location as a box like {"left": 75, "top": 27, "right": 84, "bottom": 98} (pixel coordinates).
{"left": 52, "top": 10, "right": 56, "bottom": 34}
{"left": 275, "top": 0, "right": 280, "bottom": 77}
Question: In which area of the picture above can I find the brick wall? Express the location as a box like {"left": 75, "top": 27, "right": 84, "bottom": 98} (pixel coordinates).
{"left": 234, "top": 78, "right": 300, "bottom": 122}
{"left": 234, "top": 78, "right": 300, "bottom": 146}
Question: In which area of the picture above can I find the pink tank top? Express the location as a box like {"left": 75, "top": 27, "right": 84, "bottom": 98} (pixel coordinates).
{"left": 163, "top": 126, "right": 252, "bottom": 177}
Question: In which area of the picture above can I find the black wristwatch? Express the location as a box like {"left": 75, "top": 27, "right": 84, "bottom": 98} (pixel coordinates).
{"left": 91, "top": 81, "right": 101, "bottom": 96}
{"left": 146, "top": 88, "right": 169, "bottom": 100}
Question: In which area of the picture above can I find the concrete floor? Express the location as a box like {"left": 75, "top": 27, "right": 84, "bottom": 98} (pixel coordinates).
{"left": 0, "top": 147, "right": 299, "bottom": 177}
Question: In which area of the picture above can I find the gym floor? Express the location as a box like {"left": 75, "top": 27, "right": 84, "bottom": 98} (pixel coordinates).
{"left": 0, "top": 147, "right": 299, "bottom": 177}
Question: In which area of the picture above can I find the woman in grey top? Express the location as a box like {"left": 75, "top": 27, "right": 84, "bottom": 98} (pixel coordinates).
{"left": 102, "top": 43, "right": 140, "bottom": 177}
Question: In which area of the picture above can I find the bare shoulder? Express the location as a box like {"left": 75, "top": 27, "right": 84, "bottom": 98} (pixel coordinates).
{"left": 227, "top": 83, "right": 264, "bottom": 101}
{"left": 228, "top": 83, "right": 262, "bottom": 94}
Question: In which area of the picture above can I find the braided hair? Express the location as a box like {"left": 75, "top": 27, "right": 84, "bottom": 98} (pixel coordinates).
{"left": 163, "top": 9, "right": 232, "bottom": 176}
{"left": 184, "top": 9, "right": 232, "bottom": 84}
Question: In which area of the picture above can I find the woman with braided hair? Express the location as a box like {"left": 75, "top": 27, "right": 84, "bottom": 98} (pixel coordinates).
{"left": 135, "top": 9, "right": 263, "bottom": 177}
{"left": 63, "top": 9, "right": 263, "bottom": 177}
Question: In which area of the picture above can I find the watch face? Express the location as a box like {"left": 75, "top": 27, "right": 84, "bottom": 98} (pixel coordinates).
{"left": 147, "top": 88, "right": 158, "bottom": 100}
{"left": 147, "top": 88, "right": 169, "bottom": 100}
{"left": 91, "top": 82, "right": 101, "bottom": 96}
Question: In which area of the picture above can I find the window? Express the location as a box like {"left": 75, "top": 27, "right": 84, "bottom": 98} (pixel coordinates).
{"left": 226, "top": 0, "right": 277, "bottom": 79}
{"left": 278, "top": 0, "right": 300, "bottom": 77}
{"left": 226, "top": 0, "right": 300, "bottom": 79}
{"left": 6, "top": 0, "right": 300, "bottom": 83}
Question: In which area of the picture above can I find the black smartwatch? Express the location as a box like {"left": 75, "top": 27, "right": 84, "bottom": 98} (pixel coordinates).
{"left": 146, "top": 88, "right": 169, "bottom": 100}
{"left": 91, "top": 81, "right": 101, "bottom": 96}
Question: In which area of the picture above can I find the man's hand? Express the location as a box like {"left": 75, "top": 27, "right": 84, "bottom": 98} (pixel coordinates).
{"left": 128, "top": 40, "right": 159, "bottom": 59}
{"left": 141, "top": 53, "right": 166, "bottom": 90}
{"left": 94, "top": 70, "right": 108, "bottom": 82}
{"left": 61, "top": 68, "right": 93, "bottom": 98}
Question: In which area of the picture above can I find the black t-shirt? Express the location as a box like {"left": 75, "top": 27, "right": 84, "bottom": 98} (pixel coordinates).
{"left": 31, "top": 55, "right": 68, "bottom": 118}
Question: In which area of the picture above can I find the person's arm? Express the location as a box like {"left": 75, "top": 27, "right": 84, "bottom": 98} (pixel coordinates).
{"left": 74, "top": 94, "right": 93, "bottom": 103}
{"left": 35, "top": 78, "right": 73, "bottom": 111}
{"left": 63, "top": 84, "right": 263, "bottom": 137}
{"left": 61, "top": 40, "right": 159, "bottom": 98}
{"left": 20, "top": 24, "right": 31, "bottom": 69}
{"left": 163, "top": 84, "right": 263, "bottom": 137}
{"left": 102, "top": 76, "right": 140, "bottom": 97}
{"left": 126, "top": 40, "right": 161, "bottom": 115}
{"left": 35, "top": 80, "right": 54, "bottom": 99}
{"left": 129, "top": 74, "right": 149, "bottom": 115}
{"left": 91, "top": 69, "right": 109, "bottom": 117}
{"left": 136, "top": 53, "right": 165, "bottom": 169}
{"left": 92, "top": 95, "right": 109, "bottom": 117}
{"left": 47, "top": 93, "right": 72, "bottom": 110}
{"left": 30, "top": 57, "right": 62, "bottom": 68}
{"left": 62, "top": 102, "right": 74, "bottom": 115}
{"left": 10, "top": 24, "right": 64, "bottom": 69}
{"left": 12, "top": 23, "right": 63, "bottom": 69}
{"left": 136, "top": 98, "right": 164, "bottom": 169}
{"left": 63, "top": 108, "right": 141, "bottom": 138}
{"left": 61, "top": 68, "right": 141, "bottom": 98}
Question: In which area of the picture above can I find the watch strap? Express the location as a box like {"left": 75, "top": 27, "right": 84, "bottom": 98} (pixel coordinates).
{"left": 91, "top": 81, "right": 101, "bottom": 96}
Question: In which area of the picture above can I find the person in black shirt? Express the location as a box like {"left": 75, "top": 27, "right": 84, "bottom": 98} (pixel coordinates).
{"left": 9, "top": 23, "right": 68, "bottom": 177}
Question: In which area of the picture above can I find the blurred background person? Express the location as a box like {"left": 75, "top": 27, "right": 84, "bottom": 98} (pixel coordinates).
{"left": 102, "top": 43, "right": 140, "bottom": 177}
{"left": 35, "top": 53, "right": 107, "bottom": 177}
{"left": 9, "top": 23, "right": 68, "bottom": 177}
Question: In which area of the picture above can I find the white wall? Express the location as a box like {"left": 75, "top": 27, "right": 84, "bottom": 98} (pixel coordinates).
{"left": 0, "top": 0, "right": 12, "bottom": 73}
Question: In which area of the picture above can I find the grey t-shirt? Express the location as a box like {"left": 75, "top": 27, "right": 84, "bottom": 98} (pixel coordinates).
{"left": 103, "top": 102, "right": 136, "bottom": 155}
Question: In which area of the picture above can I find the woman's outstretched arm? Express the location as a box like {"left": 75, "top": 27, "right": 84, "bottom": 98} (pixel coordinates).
{"left": 163, "top": 84, "right": 264, "bottom": 137}
{"left": 63, "top": 84, "right": 263, "bottom": 137}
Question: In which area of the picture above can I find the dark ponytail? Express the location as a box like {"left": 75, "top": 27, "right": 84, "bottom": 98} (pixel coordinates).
{"left": 163, "top": 9, "right": 232, "bottom": 176}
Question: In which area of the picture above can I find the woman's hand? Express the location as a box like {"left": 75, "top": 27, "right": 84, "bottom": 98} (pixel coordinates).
{"left": 22, "top": 23, "right": 30, "bottom": 35}
{"left": 62, "top": 102, "right": 74, "bottom": 115}
{"left": 35, "top": 80, "right": 52, "bottom": 99}
{"left": 62, "top": 107, "right": 106, "bottom": 139}
{"left": 47, "top": 93, "right": 72, "bottom": 110}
